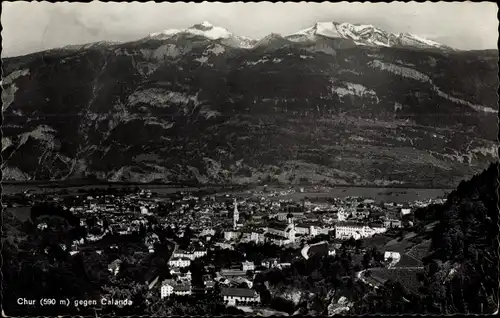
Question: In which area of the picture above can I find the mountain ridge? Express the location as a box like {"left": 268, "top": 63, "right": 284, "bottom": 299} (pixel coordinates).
{"left": 2, "top": 20, "right": 498, "bottom": 186}
{"left": 148, "top": 20, "right": 453, "bottom": 51}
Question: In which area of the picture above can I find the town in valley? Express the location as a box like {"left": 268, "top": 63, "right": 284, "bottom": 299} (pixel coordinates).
{"left": 3, "top": 183, "right": 448, "bottom": 315}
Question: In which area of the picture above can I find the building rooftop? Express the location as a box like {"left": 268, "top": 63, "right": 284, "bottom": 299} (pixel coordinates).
{"left": 174, "top": 284, "right": 191, "bottom": 292}
{"left": 268, "top": 221, "right": 289, "bottom": 231}
{"left": 264, "top": 233, "right": 288, "bottom": 240}
{"left": 335, "top": 221, "right": 365, "bottom": 227}
{"left": 220, "top": 269, "right": 247, "bottom": 277}
{"left": 221, "top": 287, "right": 257, "bottom": 298}
{"left": 170, "top": 257, "right": 191, "bottom": 261}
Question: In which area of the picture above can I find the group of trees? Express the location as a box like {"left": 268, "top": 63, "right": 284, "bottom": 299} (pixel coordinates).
{"left": 236, "top": 242, "right": 300, "bottom": 264}
{"left": 2, "top": 200, "right": 171, "bottom": 316}
{"left": 253, "top": 249, "right": 368, "bottom": 315}
{"left": 416, "top": 163, "right": 499, "bottom": 314}
{"left": 2, "top": 212, "right": 99, "bottom": 316}
{"left": 361, "top": 247, "right": 385, "bottom": 269}
{"left": 146, "top": 286, "right": 245, "bottom": 316}
{"left": 356, "top": 162, "right": 499, "bottom": 314}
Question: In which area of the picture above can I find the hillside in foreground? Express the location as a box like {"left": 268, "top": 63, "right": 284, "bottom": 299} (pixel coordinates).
{"left": 356, "top": 162, "right": 499, "bottom": 314}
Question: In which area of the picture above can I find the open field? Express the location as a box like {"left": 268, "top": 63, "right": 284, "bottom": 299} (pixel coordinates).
{"left": 3, "top": 182, "right": 450, "bottom": 203}
{"left": 225, "top": 186, "right": 450, "bottom": 203}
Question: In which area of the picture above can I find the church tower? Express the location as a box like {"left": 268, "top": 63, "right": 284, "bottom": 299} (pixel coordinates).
{"left": 233, "top": 198, "right": 239, "bottom": 229}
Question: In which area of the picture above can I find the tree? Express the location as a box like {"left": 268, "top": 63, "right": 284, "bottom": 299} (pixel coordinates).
{"left": 355, "top": 239, "right": 363, "bottom": 250}
{"left": 362, "top": 253, "right": 372, "bottom": 269}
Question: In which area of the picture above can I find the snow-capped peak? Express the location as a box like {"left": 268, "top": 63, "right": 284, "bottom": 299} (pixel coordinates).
{"left": 199, "top": 21, "right": 213, "bottom": 28}
{"left": 150, "top": 29, "right": 183, "bottom": 38}
{"left": 150, "top": 21, "right": 233, "bottom": 41}
{"left": 286, "top": 21, "right": 451, "bottom": 50}
{"left": 186, "top": 22, "right": 232, "bottom": 40}
{"left": 398, "top": 33, "right": 446, "bottom": 49}
{"left": 149, "top": 20, "right": 451, "bottom": 51}
{"left": 149, "top": 21, "right": 257, "bottom": 49}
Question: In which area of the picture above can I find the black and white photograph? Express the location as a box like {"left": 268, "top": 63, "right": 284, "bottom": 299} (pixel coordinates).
{"left": 1, "top": 1, "right": 499, "bottom": 316}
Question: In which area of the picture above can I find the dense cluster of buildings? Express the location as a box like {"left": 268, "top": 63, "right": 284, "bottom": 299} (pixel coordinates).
{"left": 219, "top": 195, "right": 417, "bottom": 246}
{"left": 10, "top": 185, "right": 446, "bottom": 311}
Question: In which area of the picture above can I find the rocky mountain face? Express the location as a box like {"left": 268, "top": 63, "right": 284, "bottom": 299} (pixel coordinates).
{"left": 2, "top": 22, "right": 498, "bottom": 186}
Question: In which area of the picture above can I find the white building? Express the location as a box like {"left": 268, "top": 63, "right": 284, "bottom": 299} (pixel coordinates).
{"left": 161, "top": 283, "right": 174, "bottom": 298}
{"left": 261, "top": 258, "right": 278, "bottom": 269}
{"left": 37, "top": 222, "right": 48, "bottom": 230}
{"left": 224, "top": 231, "right": 240, "bottom": 241}
{"left": 401, "top": 207, "right": 412, "bottom": 216}
{"left": 328, "top": 246, "right": 336, "bottom": 257}
{"left": 173, "top": 250, "right": 193, "bottom": 260}
{"left": 215, "top": 242, "right": 235, "bottom": 250}
{"left": 384, "top": 251, "right": 401, "bottom": 262}
{"left": 161, "top": 280, "right": 192, "bottom": 298}
{"left": 173, "top": 249, "right": 207, "bottom": 260}
{"left": 168, "top": 257, "right": 191, "bottom": 268}
{"left": 335, "top": 222, "right": 387, "bottom": 240}
{"left": 295, "top": 223, "right": 315, "bottom": 236}
{"left": 250, "top": 231, "right": 266, "bottom": 244}
{"left": 221, "top": 288, "right": 261, "bottom": 306}
{"left": 194, "top": 249, "right": 207, "bottom": 259}
{"left": 242, "top": 261, "right": 255, "bottom": 272}
{"left": 384, "top": 218, "right": 402, "bottom": 228}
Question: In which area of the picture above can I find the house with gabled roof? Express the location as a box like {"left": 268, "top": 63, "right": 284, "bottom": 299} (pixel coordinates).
{"left": 221, "top": 287, "right": 260, "bottom": 306}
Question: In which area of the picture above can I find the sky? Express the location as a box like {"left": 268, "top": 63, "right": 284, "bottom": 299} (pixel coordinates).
{"left": 1, "top": 1, "right": 498, "bottom": 57}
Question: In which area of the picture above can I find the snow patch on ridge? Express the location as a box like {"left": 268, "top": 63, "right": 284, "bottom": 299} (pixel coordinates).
{"left": 332, "top": 82, "right": 379, "bottom": 102}
{"left": 2, "top": 137, "right": 13, "bottom": 151}
{"left": 368, "top": 60, "right": 431, "bottom": 82}
{"left": 151, "top": 44, "right": 181, "bottom": 60}
{"left": 2, "top": 69, "right": 30, "bottom": 111}
{"left": 2, "top": 166, "right": 32, "bottom": 181}
{"left": 194, "top": 56, "right": 209, "bottom": 64}
{"left": 128, "top": 88, "right": 201, "bottom": 108}
{"left": 207, "top": 44, "right": 225, "bottom": 55}
{"left": 246, "top": 58, "right": 270, "bottom": 66}
{"left": 19, "top": 126, "right": 57, "bottom": 146}
{"left": 2, "top": 69, "right": 30, "bottom": 85}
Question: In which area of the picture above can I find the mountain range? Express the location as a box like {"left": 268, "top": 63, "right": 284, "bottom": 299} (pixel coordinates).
{"left": 2, "top": 21, "right": 498, "bottom": 186}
